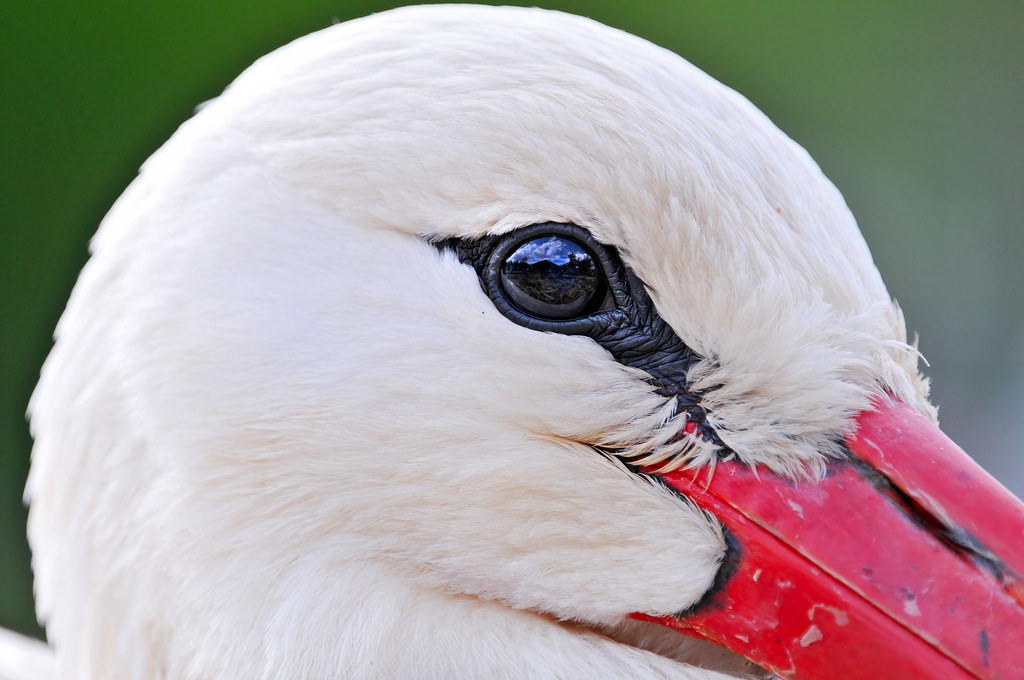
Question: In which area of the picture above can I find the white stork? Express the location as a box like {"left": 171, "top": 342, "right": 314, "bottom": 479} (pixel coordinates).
{"left": 6, "top": 5, "right": 1024, "bottom": 679}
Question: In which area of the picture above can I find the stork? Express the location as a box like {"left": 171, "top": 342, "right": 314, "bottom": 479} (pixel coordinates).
{"left": 6, "top": 5, "right": 1024, "bottom": 679}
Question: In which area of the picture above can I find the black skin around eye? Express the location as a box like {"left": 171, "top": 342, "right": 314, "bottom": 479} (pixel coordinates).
{"left": 431, "top": 222, "right": 723, "bottom": 449}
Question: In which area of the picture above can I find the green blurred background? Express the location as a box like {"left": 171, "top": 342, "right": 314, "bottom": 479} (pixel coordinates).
{"left": 2, "top": 1, "right": 1021, "bottom": 640}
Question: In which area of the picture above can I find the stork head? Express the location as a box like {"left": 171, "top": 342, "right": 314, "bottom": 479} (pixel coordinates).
{"left": 27, "top": 5, "right": 1024, "bottom": 679}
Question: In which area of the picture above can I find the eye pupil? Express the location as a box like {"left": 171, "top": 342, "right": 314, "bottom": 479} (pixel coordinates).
{"left": 499, "top": 235, "right": 605, "bottom": 320}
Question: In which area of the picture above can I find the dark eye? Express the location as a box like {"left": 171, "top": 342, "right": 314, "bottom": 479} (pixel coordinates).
{"left": 433, "top": 222, "right": 621, "bottom": 332}
{"left": 498, "top": 235, "right": 607, "bottom": 320}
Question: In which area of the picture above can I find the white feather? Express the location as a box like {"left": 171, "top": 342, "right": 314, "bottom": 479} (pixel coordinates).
{"left": 0, "top": 629, "right": 55, "bottom": 680}
{"left": 25, "top": 5, "right": 932, "bottom": 678}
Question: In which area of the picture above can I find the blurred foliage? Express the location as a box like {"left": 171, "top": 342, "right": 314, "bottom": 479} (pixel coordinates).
{"left": 1, "top": 0, "right": 1021, "bottom": 639}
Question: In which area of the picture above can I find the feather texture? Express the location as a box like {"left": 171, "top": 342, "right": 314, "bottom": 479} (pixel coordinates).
{"left": 26, "top": 6, "right": 932, "bottom": 678}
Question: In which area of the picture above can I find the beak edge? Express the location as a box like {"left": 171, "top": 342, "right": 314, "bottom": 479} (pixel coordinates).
{"left": 634, "top": 398, "right": 1024, "bottom": 680}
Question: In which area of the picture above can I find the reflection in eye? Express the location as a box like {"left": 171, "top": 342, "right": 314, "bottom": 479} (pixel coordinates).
{"left": 499, "top": 235, "right": 605, "bottom": 320}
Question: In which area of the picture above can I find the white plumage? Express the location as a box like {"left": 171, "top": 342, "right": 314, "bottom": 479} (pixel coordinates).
{"left": 20, "top": 5, "right": 939, "bottom": 678}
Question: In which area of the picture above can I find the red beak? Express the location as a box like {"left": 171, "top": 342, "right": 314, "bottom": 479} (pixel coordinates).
{"left": 633, "top": 398, "right": 1024, "bottom": 679}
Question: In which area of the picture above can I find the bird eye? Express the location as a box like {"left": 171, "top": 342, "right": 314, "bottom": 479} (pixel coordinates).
{"left": 434, "top": 222, "right": 621, "bottom": 332}
{"left": 498, "top": 235, "right": 608, "bottom": 320}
